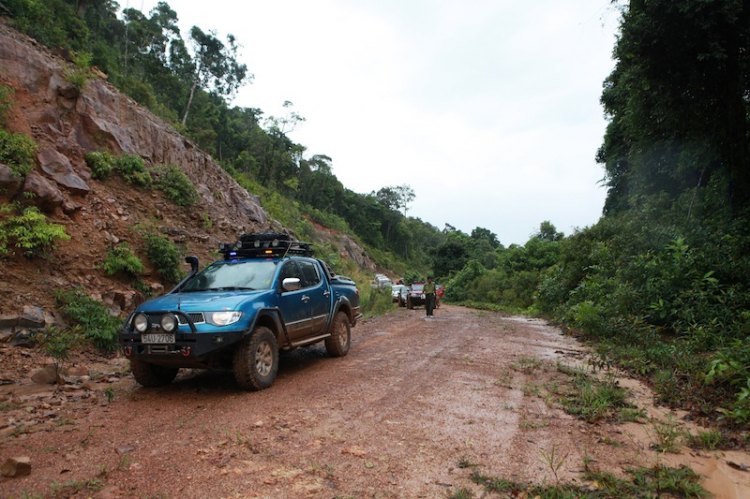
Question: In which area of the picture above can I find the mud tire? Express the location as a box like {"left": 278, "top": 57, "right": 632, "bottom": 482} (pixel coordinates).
{"left": 130, "top": 359, "right": 179, "bottom": 387}
{"left": 325, "top": 312, "right": 351, "bottom": 357}
{"left": 233, "top": 327, "right": 279, "bottom": 391}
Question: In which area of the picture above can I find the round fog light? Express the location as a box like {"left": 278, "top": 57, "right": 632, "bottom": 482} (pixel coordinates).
{"left": 134, "top": 313, "right": 149, "bottom": 333}
{"left": 161, "top": 313, "right": 178, "bottom": 332}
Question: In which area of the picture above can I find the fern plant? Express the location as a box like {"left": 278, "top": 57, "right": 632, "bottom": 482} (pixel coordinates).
{"left": 102, "top": 242, "right": 144, "bottom": 276}
{"left": 54, "top": 288, "right": 121, "bottom": 352}
{"left": 33, "top": 326, "right": 82, "bottom": 378}
{"left": 84, "top": 150, "right": 115, "bottom": 180}
{"left": 0, "top": 204, "right": 71, "bottom": 257}
{"left": 141, "top": 231, "right": 185, "bottom": 285}
{"left": 152, "top": 164, "right": 199, "bottom": 206}
{"left": 114, "top": 155, "right": 152, "bottom": 188}
{"left": 0, "top": 129, "right": 37, "bottom": 178}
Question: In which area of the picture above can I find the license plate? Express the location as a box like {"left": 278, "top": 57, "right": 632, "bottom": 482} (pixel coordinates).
{"left": 141, "top": 333, "right": 175, "bottom": 344}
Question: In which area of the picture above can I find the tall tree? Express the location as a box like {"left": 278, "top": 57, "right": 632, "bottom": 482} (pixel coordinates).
{"left": 375, "top": 184, "right": 415, "bottom": 216}
{"left": 599, "top": 0, "right": 750, "bottom": 215}
{"left": 470, "top": 227, "right": 500, "bottom": 248}
{"left": 431, "top": 230, "right": 471, "bottom": 280}
{"left": 534, "top": 221, "right": 563, "bottom": 242}
{"left": 181, "top": 26, "right": 250, "bottom": 126}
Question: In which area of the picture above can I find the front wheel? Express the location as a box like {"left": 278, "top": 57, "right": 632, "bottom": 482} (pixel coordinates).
{"left": 233, "top": 327, "right": 279, "bottom": 391}
{"left": 325, "top": 312, "right": 351, "bottom": 357}
{"left": 130, "top": 359, "right": 179, "bottom": 388}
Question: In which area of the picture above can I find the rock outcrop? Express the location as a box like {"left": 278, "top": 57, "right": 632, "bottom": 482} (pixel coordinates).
{"left": 0, "top": 21, "right": 376, "bottom": 339}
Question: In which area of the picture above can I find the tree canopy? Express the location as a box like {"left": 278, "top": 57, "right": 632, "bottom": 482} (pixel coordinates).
{"left": 599, "top": 0, "right": 750, "bottom": 217}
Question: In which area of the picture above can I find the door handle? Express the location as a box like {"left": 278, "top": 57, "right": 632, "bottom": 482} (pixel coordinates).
{"left": 301, "top": 295, "right": 310, "bottom": 303}
{"left": 323, "top": 290, "right": 331, "bottom": 297}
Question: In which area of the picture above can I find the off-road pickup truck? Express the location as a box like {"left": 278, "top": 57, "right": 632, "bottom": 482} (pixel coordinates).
{"left": 119, "top": 233, "right": 362, "bottom": 391}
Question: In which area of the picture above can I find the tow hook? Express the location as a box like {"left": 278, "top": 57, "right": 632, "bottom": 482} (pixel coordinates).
{"left": 124, "top": 346, "right": 132, "bottom": 357}
{"left": 181, "top": 346, "right": 191, "bottom": 357}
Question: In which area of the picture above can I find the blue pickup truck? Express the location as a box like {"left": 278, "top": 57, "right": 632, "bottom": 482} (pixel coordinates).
{"left": 119, "top": 233, "right": 362, "bottom": 391}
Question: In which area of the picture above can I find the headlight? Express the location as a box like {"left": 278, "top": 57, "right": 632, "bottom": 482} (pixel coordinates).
{"left": 206, "top": 311, "right": 242, "bottom": 326}
{"left": 133, "top": 313, "right": 149, "bottom": 333}
{"left": 160, "top": 313, "right": 178, "bottom": 332}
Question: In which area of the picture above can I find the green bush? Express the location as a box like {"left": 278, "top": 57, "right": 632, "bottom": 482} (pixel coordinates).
{"left": 32, "top": 326, "right": 82, "bottom": 377}
{"left": 54, "top": 288, "right": 121, "bottom": 352}
{"left": 64, "top": 50, "right": 93, "bottom": 91}
{"left": 102, "top": 242, "right": 144, "bottom": 276}
{"left": 0, "top": 205, "right": 71, "bottom": 257}
{"left": 114, "top": 155, "right": 152, "bottom": 188}
{"left": 0, "top": 84, "right": 14, "bottom": 126}
{"left": 152, "top": 164, "right": 199, "bottom": 206}
{"left": 0, "top": 129, "right": 37, "bottom": 178}
{"left": 445, "top": 260, "right": 487, "bottom": 302}
{"left": 84, "top": 150, "right": 115, "bottom": 179}
{"left": 706, "top": 339, "right": 750, "bottom": 423}
{"left": 141, "top": 232, "right": 185, "bottom": 285}
{"left": 359, "top": 287, "right": 393, "bottom": 318}
{"left": 6, "top": 0, "right": 88, "bottom": 54}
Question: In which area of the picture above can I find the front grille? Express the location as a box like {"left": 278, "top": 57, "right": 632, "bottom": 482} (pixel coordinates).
{"left": 145, "top": 312, "right": 205, "bottom": 325}
{"left": 178, "top": 313, "right": 205, "bottom": 325}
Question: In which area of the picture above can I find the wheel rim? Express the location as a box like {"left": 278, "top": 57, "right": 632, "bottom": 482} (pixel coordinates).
{"left": 337, "top": 321, "right": 348, "bottom": 348}
{"left": 255, "top": 340, "right": 273, "bottom": 377}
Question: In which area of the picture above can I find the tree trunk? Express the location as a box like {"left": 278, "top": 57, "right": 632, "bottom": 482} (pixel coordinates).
{"left": 723, "top": 17, "right": 750, "bottom": 215}
{"left": 181, "top": 80, "right": 198, "bottom": 127}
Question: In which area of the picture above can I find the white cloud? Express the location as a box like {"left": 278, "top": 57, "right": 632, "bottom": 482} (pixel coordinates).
{"left": 132, "top": 0, "right": 620, "bottom": 244}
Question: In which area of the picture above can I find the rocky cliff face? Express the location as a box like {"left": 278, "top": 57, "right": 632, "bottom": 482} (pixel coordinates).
{"left": 0, "top": 22, "right": 373, "bottom": 342}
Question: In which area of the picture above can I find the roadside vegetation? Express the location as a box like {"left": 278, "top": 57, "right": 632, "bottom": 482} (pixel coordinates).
{"left": 451, "top": 356, "right": 712, "bottom": 498}
{"left": 432, "top": 0, "right": 750, "bottom": 439}
{"left": 4, "top": 0, "right": 750, "bottom": 488}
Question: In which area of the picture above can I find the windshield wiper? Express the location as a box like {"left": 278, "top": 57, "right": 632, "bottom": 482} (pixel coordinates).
{"left": 211, "top": 286, "right": 256, "bottom": 291}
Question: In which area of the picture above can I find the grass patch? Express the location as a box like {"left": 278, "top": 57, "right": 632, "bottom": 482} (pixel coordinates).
{"left": 469, "top": 463, "right": 710, "bottom": 498}
{"left": 649, "top": 416, "right": 684, "bottom": 453}
{"left": 553, "top": 363, "right": 640, "bottom": 423}
{"left": 512, "top": 355, "right": 543, "bottom": 374}
{"left": 686, "top": 428, "right": 725, "bottom": 451}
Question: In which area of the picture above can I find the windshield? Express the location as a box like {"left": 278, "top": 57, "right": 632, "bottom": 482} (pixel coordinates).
{"left": 411, "top": 284, "right": 424, "bottom": 291}
{"left": 181, "top": 260, "right": 278, "bottom": 292}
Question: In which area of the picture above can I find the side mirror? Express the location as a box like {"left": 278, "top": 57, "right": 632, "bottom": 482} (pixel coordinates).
{"left": 282, "top": 277, "right": 301, "bottom": 292}
{"left": 185, "top": 256, "right": 199, "bottom": 273}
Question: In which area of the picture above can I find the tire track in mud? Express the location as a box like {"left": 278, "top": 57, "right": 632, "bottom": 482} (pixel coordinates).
{"left": 3, "top": 305, "right": 749, "bottom": 498}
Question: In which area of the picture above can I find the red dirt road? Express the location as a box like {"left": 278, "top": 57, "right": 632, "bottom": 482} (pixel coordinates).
{"left": 1, "top": 305, "right": 749, "bottom": 498}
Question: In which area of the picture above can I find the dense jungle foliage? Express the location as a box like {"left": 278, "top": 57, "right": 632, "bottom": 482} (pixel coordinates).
{"left": 2, "top": 0, "right": 457, "bottom": 276}
{"left": 5, "top": 0, "right": 750, "bottom": 430}
{"left": 445, "top": 0, "right": 750, "bottom": 430}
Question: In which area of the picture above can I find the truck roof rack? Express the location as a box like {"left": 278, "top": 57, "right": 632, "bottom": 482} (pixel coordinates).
{"left": 220, "top": 232, "right": 314, "bottom": 259}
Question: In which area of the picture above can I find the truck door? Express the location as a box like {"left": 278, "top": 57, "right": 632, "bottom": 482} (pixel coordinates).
{"left": 277, "top": 261, "right": 312, "bottom": 339}
{"left": 298, "top": 260, "right": 331, "bottom": 334}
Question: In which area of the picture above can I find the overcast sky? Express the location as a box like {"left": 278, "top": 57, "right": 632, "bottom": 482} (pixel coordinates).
{"left": 128, "top": 0, "right": 621, "bottom": 246}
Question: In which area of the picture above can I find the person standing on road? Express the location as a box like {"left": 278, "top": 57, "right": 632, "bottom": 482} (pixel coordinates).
{"left": 424, "top": 276, "right": 436, "bottom": 317}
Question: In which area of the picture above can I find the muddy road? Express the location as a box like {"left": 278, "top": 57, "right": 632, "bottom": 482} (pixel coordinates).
{"left": 2, "top": 305, "right": 750, "bottom": 498}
